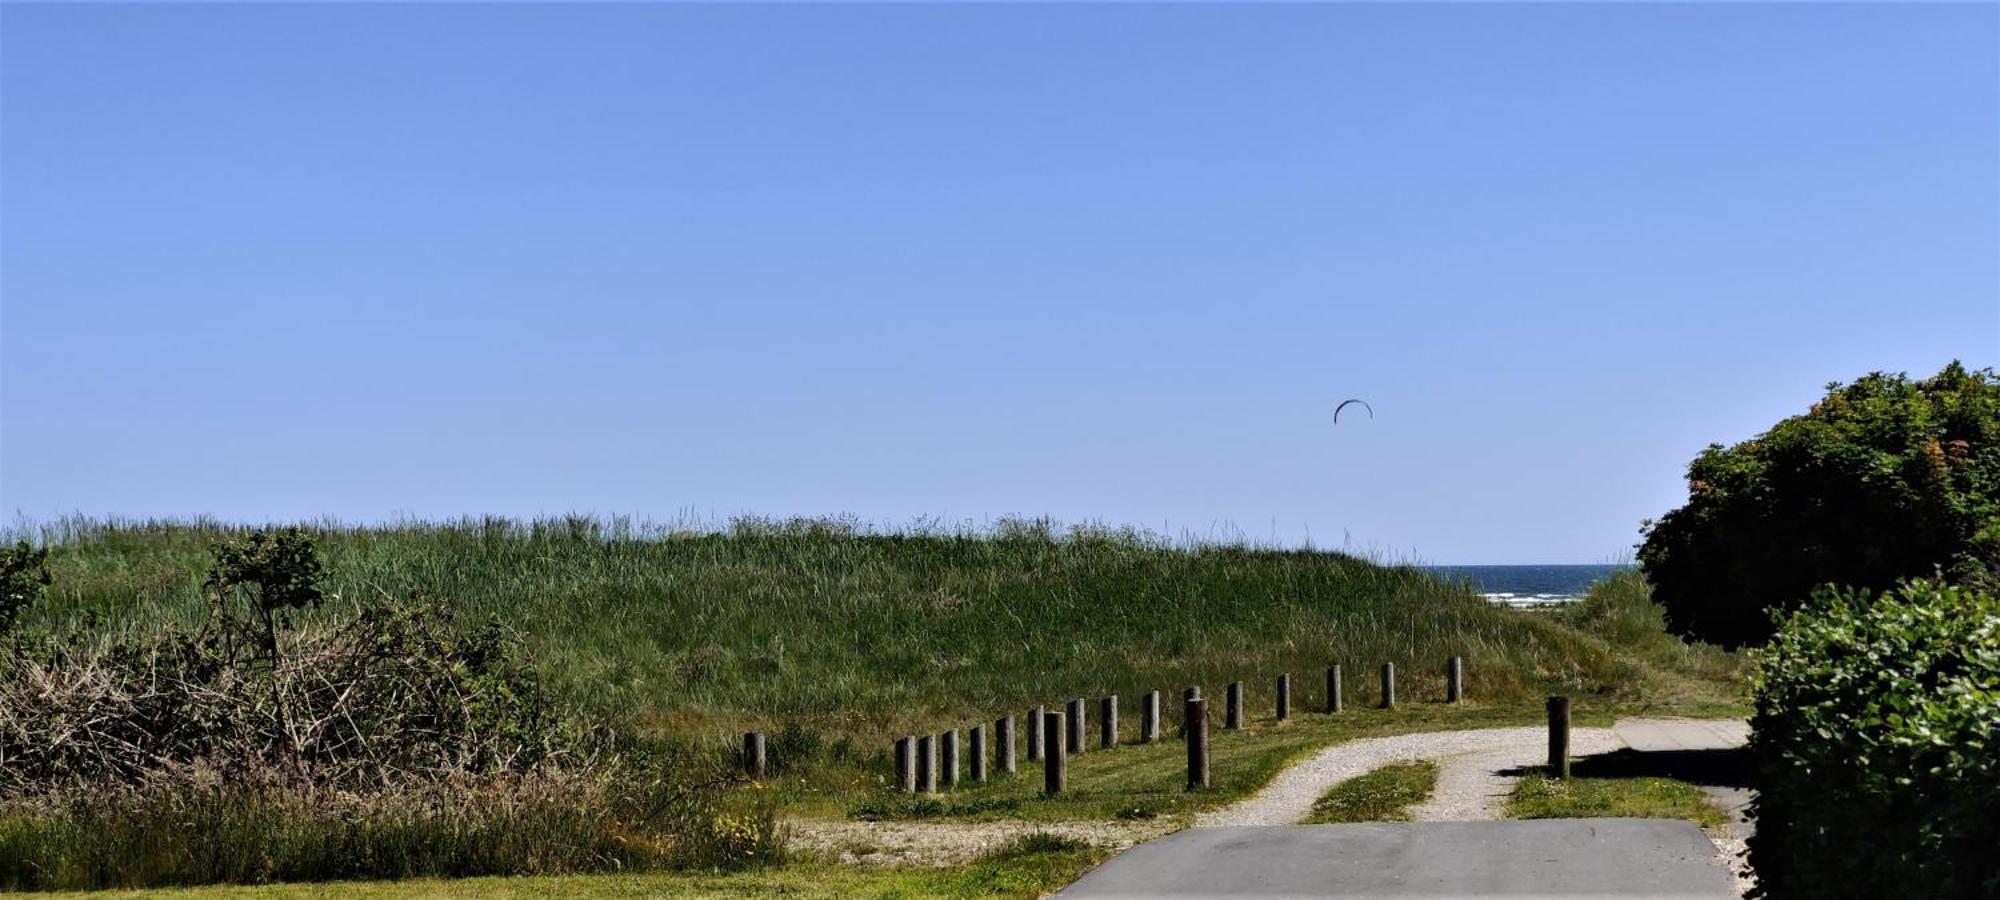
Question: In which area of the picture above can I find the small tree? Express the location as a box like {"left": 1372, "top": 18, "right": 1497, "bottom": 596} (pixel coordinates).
{"left": 0, "top": 541, "right": 52, "bottom": 636}
{"left": 205, "top": 528, "right": 325, "bottom": 668}
{"left": 1638, "top": 362, "right": 2000, "bottom": 646}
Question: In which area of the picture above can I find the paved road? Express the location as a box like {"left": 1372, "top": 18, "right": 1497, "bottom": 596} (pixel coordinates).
{"left": 1058, "top": 820, "right": 1740, "bottom": 899}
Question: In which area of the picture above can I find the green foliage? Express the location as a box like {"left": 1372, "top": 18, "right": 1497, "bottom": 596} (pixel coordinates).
{"left": 1748, "top": 579, "right": 2000, "bottom": 899}
{"left": 0, "top": 541, "right": 50, "bottom": 636}
{"left": 206, "top": 528, "right": 326, "bottom": 622}
{"left": 1639, "top": 362, "right": 2000, "bottom": 646}
{"left": 1301, "top": 759, "right": 1437, "bottom": 823}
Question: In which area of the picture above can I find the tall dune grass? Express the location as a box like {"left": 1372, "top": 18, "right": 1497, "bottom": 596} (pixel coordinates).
{"left": 18, "top": 515, "right": 1645, "bottom": 741}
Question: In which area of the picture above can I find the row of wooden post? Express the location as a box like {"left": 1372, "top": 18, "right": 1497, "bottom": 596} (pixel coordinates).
{"left": 738, "top": 656, "right": 1479, "bottom": 788}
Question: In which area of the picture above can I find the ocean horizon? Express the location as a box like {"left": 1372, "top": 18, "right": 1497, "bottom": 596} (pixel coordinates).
{"left": 1420, "top": 564, "right": 1632, "bottom": 606}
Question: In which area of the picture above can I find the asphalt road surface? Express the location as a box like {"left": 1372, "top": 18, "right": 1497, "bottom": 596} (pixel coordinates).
{"left": 1058, "top": 819, "right": 1739, "bottom": 899}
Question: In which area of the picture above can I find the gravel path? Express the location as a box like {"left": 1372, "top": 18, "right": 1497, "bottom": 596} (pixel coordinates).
{"left": 1194, "top": 726, "right": 1623, "bottom": 826}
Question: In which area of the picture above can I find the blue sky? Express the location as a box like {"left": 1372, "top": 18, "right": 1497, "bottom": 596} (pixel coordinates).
{"left": 3, "top": 4, "right": 1995, "bottom": 563}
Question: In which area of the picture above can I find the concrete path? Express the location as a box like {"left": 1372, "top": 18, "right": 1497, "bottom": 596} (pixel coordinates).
{"left": 1059, "top": 820, "right": 1740, "bottom": 898}
{"left": 1071, "top": 718, "right": 1752, "bottom": 898}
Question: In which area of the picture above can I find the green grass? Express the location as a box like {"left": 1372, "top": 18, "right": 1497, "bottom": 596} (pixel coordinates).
{"left": 1301, "top": 759, "right": 1439, "bottom": 824}
{"left": 14, "top": 515, "right": 1733, "bottom": 747}
{"left": 1505, "top": 774, "right": 1729, "bottom": 828}
{"left": 46, "top": 844, "right": 1106, "bottom": 899}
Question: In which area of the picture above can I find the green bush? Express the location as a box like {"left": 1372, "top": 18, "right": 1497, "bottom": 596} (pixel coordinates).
{"left": 1748, "top": 579, "right": 2000, "bottom": 899}
{"left": 1639, "top": 362, "right": 2000, "bottom": 646}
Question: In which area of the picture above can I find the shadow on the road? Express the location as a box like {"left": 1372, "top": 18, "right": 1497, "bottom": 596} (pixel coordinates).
{"left": 1501, "top": 747, "right": 1750, "bottom": 789}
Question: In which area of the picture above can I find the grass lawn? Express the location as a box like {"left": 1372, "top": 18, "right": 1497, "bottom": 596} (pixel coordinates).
{"left": 1504, "top": 773, "right": 1729, "bottom": 828}
{"left": 1301, "top": 759, "right": 1439, "bottom": 824}
{"left": 56, "top": 848, "right": 1107, "bottom": 900}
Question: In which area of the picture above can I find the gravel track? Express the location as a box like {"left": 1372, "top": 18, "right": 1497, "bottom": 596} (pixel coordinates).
{"left": 1194, "top": 726, "right": 1623, "bottom": 826}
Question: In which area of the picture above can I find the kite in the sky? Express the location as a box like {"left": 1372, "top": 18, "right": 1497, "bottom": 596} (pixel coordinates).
{"left": 1334, "top": 399, "right": 1373, "bottom": 424}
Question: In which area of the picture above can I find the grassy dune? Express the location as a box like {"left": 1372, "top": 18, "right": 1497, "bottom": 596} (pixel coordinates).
{"left": 17, "top": 516, "right": 1736, "bottom": 747}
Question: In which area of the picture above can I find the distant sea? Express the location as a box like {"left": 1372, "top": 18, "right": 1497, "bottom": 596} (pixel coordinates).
{"left": 1420, "top": 564, "right": 1632, "bottom": 607}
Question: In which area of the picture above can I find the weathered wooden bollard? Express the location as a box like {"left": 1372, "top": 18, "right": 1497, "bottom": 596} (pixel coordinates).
{"left": 916, "top": 734, "right": 936, "bottom": 793}
{"left": 1066, "top": 698, "right": 1087, "bottom": 754}
{"left": 1380, "top": 663, "right": 1397, "bottom": 709}
{"left": 1547, "top": 696, "right": 1571, "bottom": 779}
{"left": 1027, "top": 705, "right": 1044, "bottom": 762}
{"left": 940, "top": 729, "right": 959, "bottom": 789}
{"left": 969, "top": 724, "right": 987, "bottom": 782}
{"left": 1276, "top": 673, "right": 1291, "bottom": 721}
{"left": 1326, "top": 664, "right": 1344, "bottom": 714}
{"left": 1225, "top": 681, "right": 1244, "bottom": 729}
{"left": 1100, "top": 695, "right": 1119, "bottom": 749}
{"left": 1043, "top": 710, "right": 1066, "bottom": 795}
{"left": 996, "top": 716, "right": 1017, "bottom": 774}
{"left": 1141, "top": 690, "right": 1162, "bottom": 742}
{"left": 742, "top": 732, "right": 766, "bottom": 778}
{"left": 1185, "top": 696, "right": 1210, "bottom": 790}
{"left": 1181, "top": 686, "right": 1201, "bottom": 737}
{"left": 1447, "top": 656, "right": 1464, "bottom": 703}
{"left": 894, "top": 736, "right": 915, "bottom": 793}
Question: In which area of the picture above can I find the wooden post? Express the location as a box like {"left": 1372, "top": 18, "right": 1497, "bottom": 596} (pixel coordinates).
{"left": 894, "top": 736, "right": 915, "bottom": 793}
{"left": 969, "top": 724, "right": 987, "bottom": 782}
{"left": 1276, "top": 673, "right": 1291, "bottom": 721}
{"left": 1181, "top": 686, "right": 1201, "bottom": 737}
{"left": 1225, "top": 681, "right": 1244, "bottom": 729}
{"left": 1066, "top": 698, "right": 1087, "bottom": 754}
{"left": 940, "top": 729, "right": 959, "bottom": 790}
{"left": 1447, "top": 656, "right": 1464, "bottom": 704}
{"left": 1140, "top": 690, "right": 1161, "bottom": 742}
{"left": 1043, "top": 710, "right": 1066, "bottom": 795}
{"left": 916, "top": 734, "right": 936, "bottom": 793}
{"left": 1100, "top": 695, "right": 1119, "bottom": 749}
{"left": 1185, "top": 696, "right": 1210, "bottom": 790}
{"left": 995, "top": 716, "right": 1016, "bottom": 774}
{"left": 1547, "top": 696, "right": 1571, "bottom": 779}
{"left": 1380, "top": 662, "right": 1397, "bottom": 709}
{"left": 742, "top": 732, "right": 766, "bottom": 778}
{"left": 1027, "top": 706, "right": 1043, "bottom": 762}
{"left": 1326, "top": 664, "right": 1344, "bottom": 714}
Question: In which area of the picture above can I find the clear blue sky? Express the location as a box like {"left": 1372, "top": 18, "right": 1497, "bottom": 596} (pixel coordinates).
{"left": 3, "top": 4, "right": 1995, "bottom": 563}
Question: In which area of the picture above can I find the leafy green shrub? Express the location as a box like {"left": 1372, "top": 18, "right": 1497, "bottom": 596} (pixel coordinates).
{"left": 0, "top": 541, "right": 50, "bottom": 636}
{"left": 1639, "top": 362, "right": 2000, "bottom": 646}
{"left": 1748, "top": 579, "right": 2000, "bottom": 899}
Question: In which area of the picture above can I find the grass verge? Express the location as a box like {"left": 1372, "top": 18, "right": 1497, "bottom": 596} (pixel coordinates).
{"left": 1301, "top": 759, "right": 1439, "bottom": 824}
{"left": 1505, "top": 773, "right": 1728, "bottom": 828}
{"left": 52, "top": 840, "right": 1106, "bottom": 899}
